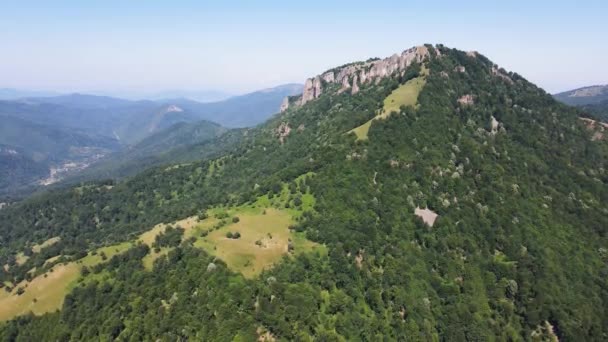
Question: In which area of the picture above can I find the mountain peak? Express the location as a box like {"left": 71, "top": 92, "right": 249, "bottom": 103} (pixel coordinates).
{"left": 281, "top": 45, "right": 439, "bottom": 112}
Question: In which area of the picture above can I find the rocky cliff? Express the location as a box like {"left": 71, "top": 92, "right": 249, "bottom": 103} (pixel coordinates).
{"left": 281, "top": 45, "right": 434, "bottom": 112}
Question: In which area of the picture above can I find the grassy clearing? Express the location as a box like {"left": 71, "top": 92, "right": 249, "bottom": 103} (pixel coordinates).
{"left": 14, "top": 252, "right": 29, "bottom": 266}
{"left": 0, "top": 242, "right": 132, "bottom": 321}
{"left": 32, "top": 236, "right": 61, "bottom": 253}
{"left": 0, "top": 264, "right": 80, "bottom": 320}
{"left": 0, "top": 174, "right": 322, "bottom": 320}
{"left": 195, "top": 207, "right": 323, "bottom": 278}
{"left": 140, "top": 215, "right": 219, "bottom": 270}
{"left": 350, "top": 73, "right": 426, "bottom": 140}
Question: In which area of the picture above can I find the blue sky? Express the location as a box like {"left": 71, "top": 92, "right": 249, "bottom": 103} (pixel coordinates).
{"left": 0, "top": 1, "right": 606, "bottom": 95}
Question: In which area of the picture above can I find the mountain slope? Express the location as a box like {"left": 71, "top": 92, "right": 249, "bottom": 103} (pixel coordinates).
{"left": 168, "top": 83, "right": 303, "bottom": 127}
{"left": 65, "top": 119, "right": 236, "bottom": 181}
{"left": 0, "top": 85, "right": 298, "bottom": 196}
{"left": 554, "top": 84, "right": 608, "bottom": 106}
{"left": 0, "top": 115, "right": 120, "bottom": 196}
{"left": 580, "top": 100, "right": 608, "bottom": 122}
{"left": 0, "top": 45, "right": 607, "bottom": 341}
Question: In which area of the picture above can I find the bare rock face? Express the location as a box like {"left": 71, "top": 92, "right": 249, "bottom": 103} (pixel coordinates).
{"left": 279, "top": 97, "right": 290, "bottom": 113}
{"left": 339, "top": 76, "right": 351, "bottom": 94}
{"left": 352, "top": 75, "right": 360, "bottom": 94}
{"left": 276, "top": 122, "right": 292, "bottom": 144}
{"left": 458, "top": 94, "right": 475, "bottom": 106}
{"left": 414, "top": 207, "right": 438, "bottom": 227}
{"left": 301, "top": 78, "right": 315, "bottom": 105}
{"left": 455, "top": 65, "right": 466, "bottom": 73}
{"left": 490, "top": 116, "right": 501, "bottom": 135}
{"left": 294, "top": 45, "right": 434, "bottom": 107}
{"left": 491, "top": 66, "right": 514, "bottom": 84}
{"left": 301, "top": 76, "right": 322, "bottom": 105}
{"left": 321, "top": 71, "right": 335, "bottom": 83}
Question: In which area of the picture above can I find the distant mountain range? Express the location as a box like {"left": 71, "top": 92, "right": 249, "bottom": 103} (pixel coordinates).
{"left": 554, "top": 85, "right": 608, "bottom": 122}
{"left": 0, "top": 83, "right": 302, "bottom": 197}
{"left": 0, "top": 88, "right": 60, "bottom": 100}
{"left": 162, "top": 83, "right": 303, "bottom": 127}
{"left": 553, "top": 84, "right": 608, "bottom": 106}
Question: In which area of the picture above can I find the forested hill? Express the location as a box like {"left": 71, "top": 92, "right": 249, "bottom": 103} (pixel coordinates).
{"left": 1, "top": 45, "right": 607, "bottom": 341}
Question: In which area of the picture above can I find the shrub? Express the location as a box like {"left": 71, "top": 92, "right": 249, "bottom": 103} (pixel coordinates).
{"left": 226, "top": 232, "right": 241, "bottom": 239}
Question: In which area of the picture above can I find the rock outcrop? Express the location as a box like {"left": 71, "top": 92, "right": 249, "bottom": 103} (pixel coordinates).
{"left": 276, "top": 122, "right": 291, "bottom": 144}
{"left": 352, "top": 75, "right": 360, "bottom": 94}
{"left": 458, "top": 94, "right": 475, "bottom": 106}
{"left": 301, "top": 76, "right": 322, "bottom": 105}
{"left": 279, "top": 97, "right": 290, "bottom": 112}
{"left": 293, "top": 45, "right": 433, "bottom": 108}
{"left": 491, "top": 66, "right": 513, "bottom": 84}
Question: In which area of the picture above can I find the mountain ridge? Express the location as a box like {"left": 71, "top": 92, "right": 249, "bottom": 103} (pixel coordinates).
{"left": 554, "top": 84, "right": 608, "bottom": 105}
{"left": 0, "top": 45, "right": 606, "bottom": 340}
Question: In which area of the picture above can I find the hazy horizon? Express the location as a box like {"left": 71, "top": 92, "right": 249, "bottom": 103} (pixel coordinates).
{"left": 2, "top": 1, "right": 606, "bottom": 95}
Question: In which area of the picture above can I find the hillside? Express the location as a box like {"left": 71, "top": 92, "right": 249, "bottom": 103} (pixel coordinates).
{"left": 581, "top": 100, "right": 608, "bottom": 122}
{"left": 166, "top": 83, "right": 303, "bottom": 128}
{"left": 0, "top": 97, "right": 194, "bottom": 146}
{"left": 554, "top": 84, "right": 608, "bottom": 106}
{"left": 64, "top": 120, "right": 237, "bottom": 181}
{"left": 0, "top": 45, "right": 607, "bottom": 341}
{"left": 0, "top": 85, "right": 297, "bottom": 196}
{"left": 0, "top": 116, "right": 120, "bottom": 196}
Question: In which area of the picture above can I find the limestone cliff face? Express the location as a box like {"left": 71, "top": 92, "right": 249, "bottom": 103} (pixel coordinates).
{"left": 279, "top": 97, "right": 290, "bottom": 112}
{"left": 282, "top": 45, "right": 432, "bottom": 112}
{"left": 300, "top": 76, "right": 322, "bottom": 105}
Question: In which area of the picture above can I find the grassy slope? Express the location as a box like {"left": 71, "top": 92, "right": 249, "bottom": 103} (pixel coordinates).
{"left": 0, "top": 181, "right": 321, "bottom": 320}
{"left": 0, "top": 242, "right": 131, "bottom": 320}
{"left": 350, "top": 68, "right": 427, "bottom": 140}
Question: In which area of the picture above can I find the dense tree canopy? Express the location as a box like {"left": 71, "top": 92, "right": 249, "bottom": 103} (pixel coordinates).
{"left": 1, "top": 46, "right": 607, "bottom": 341}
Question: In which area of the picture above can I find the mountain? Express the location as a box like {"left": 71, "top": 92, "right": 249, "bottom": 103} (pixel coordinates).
{"left": 1, "top": 45, "right": 607, "bottom": 341}
{"left": 0, "top": 88, "right": 60, "bottom": 100}
{"left": 24, "top": 93, "right": 135, "bottom": 110}
{"left": 579, "top": 100, "right": 608, "bottom": 122}
{"left": 3, "top": 84, "right": 300, "bottom": 143}
{"left": 0, "top": 115, "right": 120, "bottom": 196}
{"left": 554, "top": 85, "right": 608, "bottom": 123}
{"left": 554, "top": 84, "right": 608, "bottom": 106}
{"left": 0, "top": 97, "right": 203, "bottom": 194}
{"left": 7, "top": 95, "right": 201, "bottom": 144}
{"left": 65, "top": 120, "right": 237, "bottom": 181}
{"left": 0, "top": 85, "right": 297, "bottom": 196}
{"left": 146, "top": 89, "right": 233, "bottom": 102}
{"left": 0, "top": 145, "right": 49, "bottom": 194}
{"left": 166, "top": 83, "right": 303, "bottom": 128}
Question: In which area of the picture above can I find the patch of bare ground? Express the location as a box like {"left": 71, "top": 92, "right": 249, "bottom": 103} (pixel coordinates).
{"left": 414, "top": 207, "right": 438, "bottom": 227}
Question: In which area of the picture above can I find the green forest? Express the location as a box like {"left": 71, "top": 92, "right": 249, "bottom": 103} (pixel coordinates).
{"left": 0, "top": 46, "right": 607, "bottom": 341}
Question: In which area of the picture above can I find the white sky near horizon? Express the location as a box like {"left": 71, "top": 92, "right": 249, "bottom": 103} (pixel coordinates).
{"left": 0, "top": 1, "right": 606, "bottom": 96}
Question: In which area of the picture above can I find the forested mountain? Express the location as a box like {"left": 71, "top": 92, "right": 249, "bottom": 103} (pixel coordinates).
{"left": 580, "top": 100, "right": 608, "bottom": 122}
{"left": 554, "top": 85, "right": 608, "bottom": 123}
{"left": 0, "top": 85, "right": 296, "bottom": 196}
{"left": 0, "top": 115, "right": 120, "bottom": 196}
{"left": 164, "top": 83, "right": 303, "bottom": 128}
{"left": 0, "top": 45, "right": 606, "bottom": 341}
{"left": 64, "top": 120, "right": 238, "bottom": 181}
{"left": 0, "top": 97, "right": 206, "bottom": 145}
{"left": 554, "top": 84, "right": 608, "bottom": 106}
